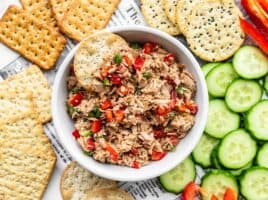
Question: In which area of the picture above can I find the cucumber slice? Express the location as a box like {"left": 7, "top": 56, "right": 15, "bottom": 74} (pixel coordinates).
{"left": 218, "top": 129, "right": 257, "bottom": 169}
{"left": 225, "top": 79, "right": 263, "bottom": 112}
{"left": 240, "top": 167, "right": 268, "bottom": 200}
{"left": 202, "top": 62, "right": 220, "bottom": 77}
{"left": 201, "top": 170, "right": 238, "bottom": 200}
{"left": 233, "top": 46, "right": 268, "bottom": 79}
{"left": 246, "top": 100, "right": 268, "bottom": 141}
{"left": 192, "top": 133, "right": 219, "bottom": 168}
{"left": 211, "top": 147, "right": 223, "bottom": 169}
{"left": 264, "top": 75, "right": 268, "bottom": 93}
{"left": 205, "top": 99, "right": 240, "bottom": 139}
{"left": 159, "top": 157, "right": 196, "bottom": 193}
{"left": 229, "top": 161, "right": 253, "bottom": 177}
{"left": 257, "top": 143, "right": 268, "bottom": 168}
{"left": 206, "top": 63, "right": 238, "bottom": 97}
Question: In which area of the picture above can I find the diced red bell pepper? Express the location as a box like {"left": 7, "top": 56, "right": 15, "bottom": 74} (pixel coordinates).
{"left": 169, "top": 90, "right": 177, "bottom": 109}
{"left": 223, "top": 188, "right": 237, "bottom": 200}
{"left": 123, "top": 55, "right": 132, "bottom": 66}
{"left": 186, "top": 103, "right": 198, "bottom": 114}
{"left": 69, "top": 93, "right": 83, "bottom": 106}
{"left": 87, "top": 138, "right": 96, "bottom": 151}
{"left": 156, "top": 105, "right": 170, "bottom": 116}
{"left": 110, "top": 74, "right": 122, "bottom": 85}
{"left": 153, "top": 129, "right": 166, "bottom": 138}
{"left": 114, "top": 109, "right": 124, "bottom": 122}
{"left": 211, "top": 194, "right": 218, "bottom": 200}
{"left": 131, "top": 147, "right": 138, "bottom": 155}
{"left": 178, "top": 104, "right": 188, "bottom": 113}
{"left": 91, "top": 119, "right": 102, "bottom": 133}
{"left": 151, "top": 151, "right": 167, "bottom": 161}
{"left": 241, "top": 0, "right": 268, "bottom": 30}
{"left": 105, "top": 110, "right": 113, "bottom": 122}
{"left": 240, "top": 18, "right": 268, "bottom": 54}
{"left": 72, "top": 129, "right": 80, "bottom": 139}
{"left": 258, "top": 0, "right": 268, "bottom": 13}
{"left": 132, "top": 160, "right": 140, "bottom": 169}
{"left": 100, "top": 66, "right": 111, "bottom": 78}
{"left": 105, "top": 143, "right": 118, "bottom": 161}
{"left": 164, "top": 53, "right": 175, "bottom": 63}
{"left": 142, "top": 42, "right": 159, "bottom": 54}
{"left": 100, "top": 99, "right": 112, "bottom": 110}
{"left": 169, "top": 136, "right": 179, "bottom": 146}
{"left": 133, "top": 56, "right": 145, "bottom": 71}
{"left": 117, "top": 85, "right": 129, "bottom": 96}
{"left": 181, "top": 182, "right": 203, "bottom": 200}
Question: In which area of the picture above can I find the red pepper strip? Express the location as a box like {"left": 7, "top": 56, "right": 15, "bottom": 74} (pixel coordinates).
{"left": 153, "top": 129, "right": 166, "bottom": 138}
{"left": 69, "top": 93, "right": 83, "bottom": 106}
{"left": 105, "top": 144, "right": 118, "bottom": 161}
{"left": 223, "top": 188, "right": 237, "bottom": 200}
{"left": 87, "top": 138, "right": 96, "bottom": 151}
{"left": 72, "top": 129, "right": 80, "bottom": 139}
{"left": 105, "top": 110, "right": 113, "bottom": 122}
{"left": 91, "top": 119, "right": 102, "bottom": 133}
{"left": 142, "top": 42, "right": 159, "bottom": 54}
{"left": 185, "top": 103, "right": 198, "bottom": 114}
{"left": 123, "top": 55, "right": 132, "bottom": 66}
{"left": 132, "top": 160, "right": 140, "bottom": 169}
{"left": 181, "top": 182, "right": 203, "bottom": 200}
{"left": 100, "top": 99, "right": 112, "bottom": 110}
{"left": 133, "top": 56, "right": 145, "bottom": 71}
{"left": 240, "top": 18, "right": 268, "bottom": 54}
{"left": 156, "top": 105, "right": 170, "bottom": 116}
{"left": 164, "top": 53, "right": 175, "bottom": 63}
{"left": 210, "top": 194, "right": 218, "bottom": 200}
{"left": 110, "top": 74, "right": 122, "bottom": 85}
{"left": 178, "top": 104, "right": 188, "bottom": 113}
{"left": 258, "top": 0, "right": 268, "bottom": 13}
{"left": 151, "top": 151, "right": 167, "bottom": 161}
{"left": 114, "top": 109, "right": 124, "bottom": 122}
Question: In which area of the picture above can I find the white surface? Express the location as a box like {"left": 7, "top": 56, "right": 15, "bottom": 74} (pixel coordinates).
{"left": 52, "top": 26, "right": 209, "bottom": 182}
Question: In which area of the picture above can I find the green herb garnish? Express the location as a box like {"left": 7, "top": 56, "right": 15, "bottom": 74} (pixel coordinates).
{"left": 83, "top": 150, "right": 93, "bottom": 156}
{"left": 67, "top": 103, "right": 78, "bottom": 114}
{"left": 114, "top": 53, "right": 122, "bottom": 64}
{"left": 80, "top": 130, "right": 92, "bottom": 137}
{"left": 103, "top": 78, "right": 110, "bottom": 86}
{"left": 142, "top": 71, "right": 152, "bottom": 78}
{"left": 88, "top": 105, "right": 102, "bottom": 118}
{"left": 176, "top": 86, "right": 187, "bottom": 95}
{"left": 70, "top": 87, "right": 81, "bottom": 94}
{"left": 130, "top": 42, "right": 141, "bottom": 49}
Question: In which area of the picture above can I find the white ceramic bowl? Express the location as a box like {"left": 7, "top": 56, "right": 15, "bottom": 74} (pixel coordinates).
{"left": 52, "top": 25, "right": 208, "bottom": 182}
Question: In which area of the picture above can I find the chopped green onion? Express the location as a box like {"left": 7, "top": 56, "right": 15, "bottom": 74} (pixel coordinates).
{"left": 80, "top": 130, "right": 92, "bottom": 137}
{"left": 114, "top": 54, "right": 122, "bottom": 64}
{"left": 83, "top": 150, "right": 93, "bottom": 156}
{"left": 103, "top": 78, "right": 110, "bottom": 86}
{"left": 176, "top": 86, "right": 187, "bottom": 95}
{"left": 70, "top": 87, "right": 81, "bottom": 94}
{"left": 67, "top": 103, "right": 78, "bottom": 114}
{"left": 88, "top": 106, "right": 102, "bottom": 118}
{"left": 130, "top": 42, "right": 141, "bottom": 49}
{"left": 142, "top": 71, "right": 152, "bottom": 78}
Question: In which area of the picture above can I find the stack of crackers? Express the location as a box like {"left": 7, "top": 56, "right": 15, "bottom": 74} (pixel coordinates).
{"left": 0, "top": 0, "right": 121, "bottom": 70}
{"left": 0, "top": 65, "right": 56, "bottom": 199}
{"left": 141, "top": 0, "right": 245, "bottom": 62}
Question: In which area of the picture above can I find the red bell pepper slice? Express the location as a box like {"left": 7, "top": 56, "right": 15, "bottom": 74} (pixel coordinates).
{"left": 210, "top": 194, "right": 218, "bottom": 200}
{"left": 151, "top": 151, "right": 167, "bottom": 161}
{"left": 185, "top": 103, "right": 198, "bottom": 114}
{"left": 240, "top": 18, "right": 268, "bottom": 54}
{"left": 72, "top": 129, "right": 80, "bottom": 139}
{"left": 105, "top": 143, "right": 118, "bottom": 161}
{"left": 87, "top": 138, "right": 96, "bottom": 151}
{"left": 223, "top": 188, "right": 237, "bottom": 200}
{"left": 123, "top": 55, "right": 132, "bottom": 66}
{"left": 114, "top": 109, "right": 124, "bottom": 122}
{"left": 69, "top": 93, "right": 83, "bottom": 106}
{"left": 142, "top": 42, "right": 159, "bottom": 54}
{"left": 164, "top": 53, "right": 175, "bottom": 63}
{"left": 91, "top": 119, "right": 102, "bottom": 133}
{"left": 132, "top": 160, "right": 140, "bottom": 169}
{"left": 100, "top": 99, "right": 112, "bottom": 110}
{"left": 258, "top": 0, "right": 268, "bottom": 13}
{"left": 133, "top": 56, "right": 145, "bottom": 71}
{"left": 110, "top": 74, "right": 122, "bottom": 85}
{"left": 181, "top": 182, "right": 203, "bottom": 200}
{"left": 153, "top": 129, "right": 166, "bottom": 138}
{"left": 156, "top": 105, "right": 170, "bottom": 116}
{"left": 105, "top": 110, "right": 113, "bottom": 122}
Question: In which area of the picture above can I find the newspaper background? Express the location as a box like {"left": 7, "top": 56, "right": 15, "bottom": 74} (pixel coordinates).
{"left": 0, "top": 0, "right": 249, "bottom": 199}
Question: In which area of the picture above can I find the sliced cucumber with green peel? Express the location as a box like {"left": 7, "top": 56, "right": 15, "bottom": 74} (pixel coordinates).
{"left": 246, "top": 100, "right": 268, "bottom": 141}
{"left": 202, "top": 62, "right": 220, "bottom": 77}
{"left": 240, "top": 167, "right": 268, "bottom": 200}
{"left": 264, "top": 75, "right": 268, "bottom": 93}
{"left": 159, "top": 157, "right": 196, "bottom": 193}
{"left": 257, "top": 143, "right": 268, "bottom": 168}
{"left": 205, "top": 99, "right": 240, "bottom": 139}
{"left": 233, "top": 46, "right": 268, "bottom": 79}
{"left": 211, "top": 147, "right": 223, "bottom": 169}
{"left": 201, "top": 170, "right": 238, "bottom": 200}
{"left": 192, "top": 133, "right": 219, "bottom": 168}
{"left": 229, "top": 161, "right": 253, "bottom": 177}
{"left": 218, "top": 129, "right": 257, "bottom": 169}
{"left": 206, "top": 63, "right": 238, "bottom": 97}
{"left": 225, "top": 79, "right": 262, "bottom": 112}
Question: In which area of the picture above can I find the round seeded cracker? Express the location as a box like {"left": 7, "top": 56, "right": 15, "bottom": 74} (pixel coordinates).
{"left": 185, "top": 0, "right": 245, "bottom": 62}
{"left": 162, "top": 0, "right": 178, "bottom": 25}
{"left": 86, "top": 188, "right": 134, "bottom": 200}
{"left": 74, "top": 32, "right": 128, "bottom": 90}
{"left": 141, "top": 0, "right": 180, "bottom": 35}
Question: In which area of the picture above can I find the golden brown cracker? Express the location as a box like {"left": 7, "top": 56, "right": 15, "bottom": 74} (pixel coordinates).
{"left": 0, "top": 6, "right": 66, "bottom": 70}
{"left": 49, "top": 0, "right": 72, "bottom": 26}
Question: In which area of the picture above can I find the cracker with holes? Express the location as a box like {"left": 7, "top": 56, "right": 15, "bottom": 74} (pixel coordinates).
{"left": 58, "top": 0, "right": 121, "bottom": 41}
{"left": 86, "top": 188, "right": 134, "bottom": 200}
{"left": 20, "top": 0, "right": 58, "bottom": 30}
{"left": 0, "top": 112, "right": 56, "bottom": 200}
{"left": 141, "top": 0, "right": 180, "bottom": 35}
{"left": 74, "top": 32, "right": 128, "bottom": 90}
{"left": 0, "top": 6, "right": 66, "bottom": 70}
{"left": 49, "top": 0, "right": 72, "bottom": 27}
{"left": 0, "top": 65, "right": 52, "bottom": 123}
{"left": 185, "top": 0, "right": 244, "bottom": 62}
{"left": 162, "top": 0, "right": 178, "bottom": 25}
{"left": 60, "top": 161, "right": 117, "bottom": 200}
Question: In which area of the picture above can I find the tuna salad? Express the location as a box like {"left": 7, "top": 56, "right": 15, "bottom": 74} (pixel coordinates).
{"left": 67, "top": 42, "right": 198, "bottom": 168}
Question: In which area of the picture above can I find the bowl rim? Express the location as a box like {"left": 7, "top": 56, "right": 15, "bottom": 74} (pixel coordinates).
{"left": 52, "top": 25, "right": 209, "bottom": 181}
